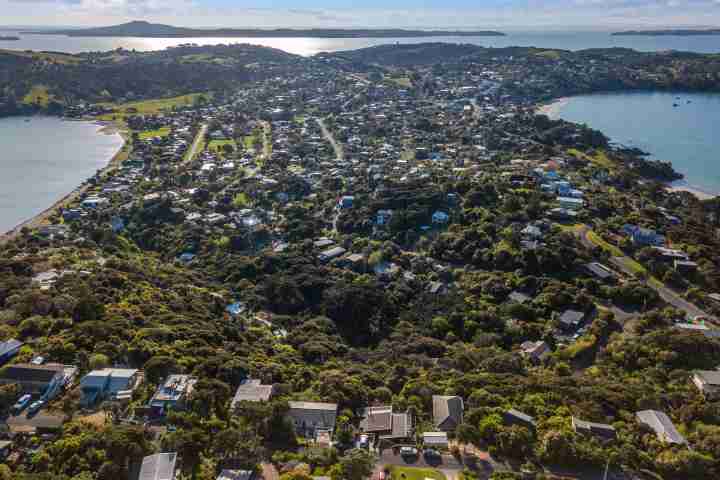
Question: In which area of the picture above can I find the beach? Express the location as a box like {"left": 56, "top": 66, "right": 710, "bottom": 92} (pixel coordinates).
{"left": 0, "top": 118, "right": 128, "bottom": 243}
{"left": 665, "top": 180, "right": 718, "bottom": 200}
{"left": 536, "top": 97, "right": 569, "bottom": 119}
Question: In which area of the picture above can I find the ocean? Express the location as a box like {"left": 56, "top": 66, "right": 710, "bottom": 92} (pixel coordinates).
{"left": 551, "top": 91, "right": 720, "bottom": 195}
{"left": 0, "top": 116, "right": 123, "bottom": 232}
{"left": 1, "top": 30, "right": 720, "bottom": 55}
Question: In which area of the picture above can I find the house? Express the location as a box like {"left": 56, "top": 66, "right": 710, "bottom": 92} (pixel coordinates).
{"left": 428, "top": 281, "right": 447, "bottom": 295}
{"left": 503, "top": 409, "right": 536, "bottom": 430}
{"left": 0, "top": 339, "right": 23, "bottom": 365}
{"left": 521, "top": 225, "right": 543, "bottom": 239}
{"left": 557, "top": 197, "right": 584, "bottom": 210}
{"left": 287, "top": 401, "right": 338, "bottom": 438}
{"left": 584, "top": 262, "right": 615, "bottom": 282}
{"left": 376, "top": 209, "right": 393, "bottom": 226}
{"left": 136, "top": 452, "right": 177, "bottom": 480}
{"left": 432, "top": 395, "right": 464, "bottom": 431}
{"left": 423, "top": 431, "right": 449, "bottom": 448}
{"left": 0, "top": 440, "right": 13, "bottom": 460}
{"left": 508, "top": 291, "right": 531, "bottom": 304}
{"left": 359, "top": 405, "right": 413, "bottom": 440}
{"left": 217, "top": 470, "right": 254, "bottom": 480}
{"left": 0, "top": 363, "right": 65, "bottom": 396}
{"left": 230, "top": 379, "right": 274, "bottom": 409}
{"left": 520, "top": 341, "right": 550, "bottom": 363}
{"left": 636, "top": 410, "right": 686, "bottom": 445}
{"left": 692, "top": 370, "right": 720, "bottom": 400}
{"left": 149, "top": 375, "right": 197, "bottom": 414}
{"left": 432, "top": 211, "right": 449, "bottom": 224}
{"left": 674, "top": 260, "right": 698, "bottom": 275}
{"left": 622, "top": 225, "right": 665, "bottom": 247}
{"left": 572, "top": 417, "right": 616, "bottom": 441}
{"left": 80, "top": 368, "right": 140, "bottom": 406}
{"left": 318, "top": 246, "right": 347, "bottom": 263}
{"left": 338, "top": 195, "right": 354, "bottom": 209}
{"left": 559, "top": 310, "right": 585, "bottom": 331}
{"left": 313, "top": 238, "right": 335, "bottom": 249}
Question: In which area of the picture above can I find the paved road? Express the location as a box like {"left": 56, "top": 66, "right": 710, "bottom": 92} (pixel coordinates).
{"left": 576, "top": 224, "right": 711, "bottom": 320}
{"left": 317, "top": 117, "right": 344, "bottom": 161}
{"left": 183, "top": 123, "right": 207, "bottom": 164}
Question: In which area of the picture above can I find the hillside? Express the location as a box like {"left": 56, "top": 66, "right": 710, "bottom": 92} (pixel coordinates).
{"left": 613, "top": 28, "right": 720, "bottom": 36}
{"left": 27, "top": 20, "right": 506, "bottom": 38}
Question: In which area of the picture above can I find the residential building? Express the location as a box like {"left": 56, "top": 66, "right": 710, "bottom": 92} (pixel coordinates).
{"left": 318, "top": 246, "right": 347, "bottom": 263}
{"left": 0, "top": 339, "right": 23, "bottom": 365}
{"left": 432, "top": 395, "right": 464, "bottom": 431}
{"left": 217, "top": 471, "right": 254, "bottom": 480}
{"left": 423, "top": 431, "right": 449, "bottom": 448}
{"left": 557, "top": 197, "right": 584, "bottom": 210}
{"left": 584, "top": 262, "right": 615, "bottom": 282}
{"left": 80, "top": 368, "right": 140, "bottom": 406}
{"left": 432, "top": 211, "right": 449, "bottom": 224}
{"left": 287, "top": 401, "right": 338, "bottom": 438}
{"left": 693, "top": 370, "right": 720, "bottom": 400}
{"left": 520, "top": 341, "right": 550, "bottom": 363}
{"left": 230, "top": 379, "right": 274, "bottom": 409}
{"left": 572, "top": 417, "right": 616, "bottom": 441}
{"left": 636, "top": 410, "right": 686, "bottom": 445}
{"left": 503, "top": 409, "right": 536, "bottom": 430}
{"left": 0, "top": 363, "right": 65, "bottom": 396}
{"left": 136, "top": 452, "right": 177, "bottom": 480}
{"left": 150, "top": 375, "right": 197, "bottom": 414}
{"left": 622, "top": 225, "right": 665, "bottom": 247}
{"left": 559, "top": 309, "right": 585, "bottom": 331}
{"left": 359, "top": 405, "right": 413, "bottom": 440}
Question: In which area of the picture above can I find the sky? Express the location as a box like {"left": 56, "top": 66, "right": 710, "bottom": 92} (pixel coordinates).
{"left": 3, "top": 0, "right": 720, "bottom": 30}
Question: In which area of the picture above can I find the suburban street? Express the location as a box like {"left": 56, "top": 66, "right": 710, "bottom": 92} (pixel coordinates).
{"left": 182, "top": 123, "right": 207, "bottom": 164}
{"left": 317, "top": 117, "right": 344, "bottom": 161}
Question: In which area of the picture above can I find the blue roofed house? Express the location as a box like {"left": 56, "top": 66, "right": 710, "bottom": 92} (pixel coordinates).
{"left": 80, "top": 368, "right": 140, "bottom": 406}
{"left": 226, "top": 302, "right": 246, "bottom": 317}
{"left": 338, "top": 195, "right": 354, "bottom": 209}
{"left": 622, "top": 224, "right": 665, "bottom": 247}
{"left": 0, "top": 339, "right": 23, "bottom": 366}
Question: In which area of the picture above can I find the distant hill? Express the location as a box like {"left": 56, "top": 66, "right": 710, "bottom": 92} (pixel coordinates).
{"left": 26, "top": 21, "right": 506, "bottom": 38}
{"left": 613, "top": 29, "right": 720, "bottom": 36}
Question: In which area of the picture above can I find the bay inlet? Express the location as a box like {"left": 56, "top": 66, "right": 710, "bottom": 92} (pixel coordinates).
{"left": 0, "top": 116, "right": 124, "bottom": 233}
{"left": 547, "top": 91, "right": 720, "bottom": 197}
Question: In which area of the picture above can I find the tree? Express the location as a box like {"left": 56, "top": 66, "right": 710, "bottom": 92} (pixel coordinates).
{"left": 143, "top": 356, "right": 180, "bottom": 385}
{"left": 329, "top": 449, "right": 374, "bottom": 480}
{"left": 0, "top": 383, "right": 20, "bottom": 415}
{"left": 89, "top": 353, "right": 110, "bottom": 370}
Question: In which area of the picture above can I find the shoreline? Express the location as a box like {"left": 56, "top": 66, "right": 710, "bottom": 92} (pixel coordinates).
{"left": 665, "top": 180, "right": 719, "bottom": 200}
{"left": 0, "top": 119, "right": 129, "bottom": 244}
{"left": 536, "top": 97, "right": 569, "bottom": 119}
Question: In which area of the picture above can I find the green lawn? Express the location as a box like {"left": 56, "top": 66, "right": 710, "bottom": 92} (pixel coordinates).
{"left": 585, "top": 230, "right": 647, "bottom": 275}
{"left": 567, "top": 148, "right": 614, "bottom": 169}
{"left": 388, "top": 466, "right": 446, "bottom": 480}
{"left": 243, "top": 135, "right": 258, "bottom": 150}
{"left": 96, "top": 92, "right": 210, "bottom": 120}
{"left": 22, "top": 85, "right": 53, "bottom": 107}
{"left": 138, "top": 127, "right": 170, "bottom": 140}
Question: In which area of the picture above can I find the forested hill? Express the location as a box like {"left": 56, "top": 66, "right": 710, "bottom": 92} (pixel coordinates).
{"left": 27, "top": 20, "right": 506, "bottom": 38}
{"left": 0, "top": 44, "right": 303, "bottom": 116}
{"left": 613, "top": 29, "right": 720, "bottom": 36}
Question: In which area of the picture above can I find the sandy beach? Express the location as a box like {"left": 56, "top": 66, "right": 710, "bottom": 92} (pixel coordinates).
{"left": 536, "top": 97, "right": 569, "bottom": 119}
{"left": 0, "top": 121, "right": 129, "bottom": 244}
{"left": 666, "top": 180, "right": 718, "bottom": 200}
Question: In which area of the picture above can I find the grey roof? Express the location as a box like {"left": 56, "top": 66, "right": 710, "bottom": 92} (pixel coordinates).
{"left": 230, "top": 379, "right": 273, "bottom": 409}
{"left": 508, "top": 291, "right": 531, "bottom": 304}
{"left": 636, "top": 410, "right": 686, "bottom": 445}
{"left": 389, "top": 412, "right": 412, "bottom": 439}
{"left": 695, "top": 370, "right": 720, "bottom": 386}
{"left": 572, "top": 417, "right": 616, "bottom": 439}
{"left": 585, "top": 262, "right": 614, "bottom": 280}
{"left": 138, "top": 453, "right": 177, "bottom": 480}
{"left": 0, "top": 339, "right": 23, "bottom": 358}
{"left": 217, "top": 470, "right": 253, "bottom": 480}
{"left": 360, "top": 405, "right": 393, "bottom": 433}
{"left": 288, "top": 401, "right": 338, "bottom": 430}
{"left": 433, "top": 395, "right": 464, "bottom": 430}
{"left": 504, "top": 408, "right": 536, "bottom": 427}
{"left": 559, "top": 310, "right": 584, "bottom": 326}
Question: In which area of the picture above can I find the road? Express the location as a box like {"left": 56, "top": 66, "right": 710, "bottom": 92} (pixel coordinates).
{"left": 317, "top": 117, "right": 344, "bottom": 162}
{"left": 575, "top": 224, "right": 711, "bottom": 320}
{"left": 182, "top": 123, "right": 207, "bottom": 164}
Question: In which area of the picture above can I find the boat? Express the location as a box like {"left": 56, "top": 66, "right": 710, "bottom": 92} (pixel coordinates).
{"left": 673, "top": 103, "right": 679, "bottom": 107}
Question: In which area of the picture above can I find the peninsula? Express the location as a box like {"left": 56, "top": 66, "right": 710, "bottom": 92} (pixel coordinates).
{"left": 613, "top": 28, "right": 720, "bottom": 36}
{"left": 0, "top": 35, "right": 20, "bottom": 41}
{"left": 25, "top": 20, "right": 506, "bottom": 38}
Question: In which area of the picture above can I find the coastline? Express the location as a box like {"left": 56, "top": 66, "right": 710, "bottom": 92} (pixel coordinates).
{"left": 536, "top": 97, "right": 569, "bottom": 119}
{"left": 665, "top": 180, "right": 718, "bottom": 200}
{"left": 0, "top": 119, "right": 129, "bottom": 244}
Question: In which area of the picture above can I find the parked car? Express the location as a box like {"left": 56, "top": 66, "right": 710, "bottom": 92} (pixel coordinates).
{"left": 358, "top": 434, "right": 369, "bottom": 449}
{"left": 12, "top": 394, "right": 32, "bottom": 414}
{"left": 423, "top": 448, "right": 441, "bottom": 459}
{"left": 27, "top": 400, "right": 45, "bottom": 415}
{"left": 399, "top": 446, "right": 418, "bottom": 456}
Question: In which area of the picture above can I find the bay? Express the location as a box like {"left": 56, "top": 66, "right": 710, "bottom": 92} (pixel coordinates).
{"left": 1, "top": 30, "right": 720, "bottom": 55}
{"left": 552, "top": 91, "right": 720, "bottom": 195}
{"left": 0, "top": 116, "right": 123, "bottom": 232}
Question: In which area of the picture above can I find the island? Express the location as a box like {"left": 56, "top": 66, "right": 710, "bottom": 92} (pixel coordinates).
{"left": 613, "top": 28, "right": 720, "bottom": 36}
{"left": 0, "top": 35, "right": 20, "bottom": 41}
{"left": 24, "top": 20, "right": 506, "bottom": 38}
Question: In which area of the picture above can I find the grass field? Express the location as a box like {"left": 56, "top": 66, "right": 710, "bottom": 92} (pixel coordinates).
{"left": 138, "top": 127, "right": 171, "bottom": 140}
{"left": 96, "top": 93, "right": 210, "bottom": 120}
{"left": 388, "top": 466, "right": 446, "bottom": 480}
{"left": 567, "top": 148, "right": 614, "bottom": 169}
{"left": 22, "top": 85, "right": 53, "bottom": 107}
{"left": 585, "top": 230, "right": 647, "bottom": 275}
{"left": 389, "top": 76, "right": 413, "bottom": 88}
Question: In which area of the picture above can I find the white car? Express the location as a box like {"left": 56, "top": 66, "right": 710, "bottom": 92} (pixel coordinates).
{"left": 27, "top": 400, "right": 45, "bottom": 415}
{"left": 399, "top": 446, "right": 418, "bottom": 456}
